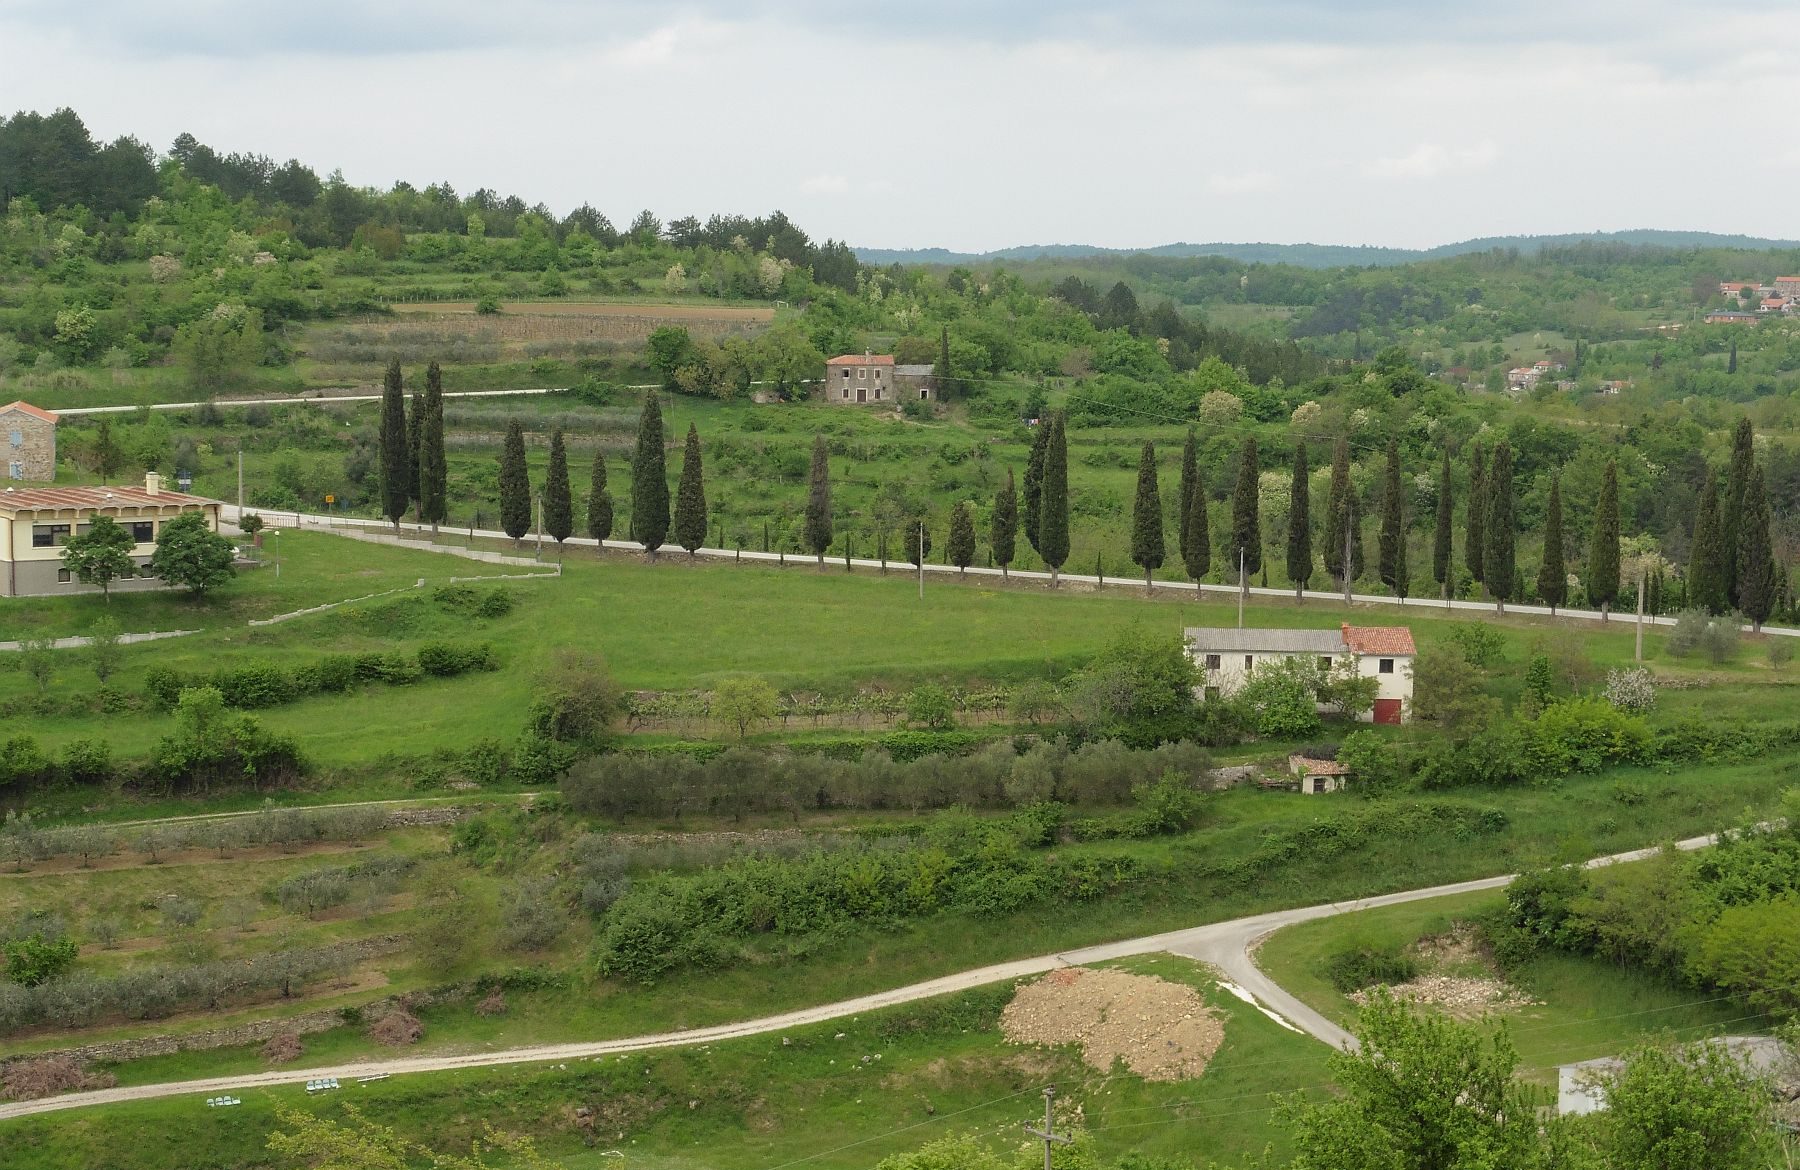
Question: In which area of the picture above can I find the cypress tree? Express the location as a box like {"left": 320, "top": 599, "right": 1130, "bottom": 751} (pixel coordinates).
{"left": 1391, "top": 501, "right": 1409, "bottom": 602}
{"left": 1689, "top": 476, "right": 1728, "bottom": 615}
{"left": 1465, "top": 442, "right": 1487, "bottom": 589}
{"left": 948, "top": 501, "right": 976, "bottom": 574}
{"left": 1722, "top": 417, "right": 1754, "bottom": 599}
{"left": 1727, "top": 339, "right": 1738, "bottom": 375}
{"left": 1177, "top": 427, "right": 1199, "bottom": 564}
{"left": 379, "top": 358, "right": 408, "bottom": 527}
{"left": 1378, "top": 437, "right": 1404, "bottom": 592}
{"left": 544, "top": 427, "right": 573, "bottom": 548}
{"left": 1587, "top": 459, "right": 1620, "bottom": 619}
{"left": 1130, "top": 442, "right": 1165, "bottom": 589}
{"left": 803, "top": 434, "right": 833, "bottom": 565}
{"left": 1229, "top": 436, "right": 1261, "bottom": 577}
{"left": 1485, "top": 440, "right": 1516, "bottom": 612}
{"left": 991, "top": 468, "right": 1018, "bottom": 577}
{"left": 405, "top": 382, "right": 423, "bottom": 518}
{"left": 1537, "top": 470, "right": 1566, "bottom": 613}
{"left": 419, "top": 361, "right": 447, "bottom": 531}
{"left": 938, "top": 325, "right": 954, "bottom": 402}
{"left": 498, "top": 418, "right": 531, "bottom": 546}
{"left": 673, "top": 423, "right": 707, "bottom": 554}
{"left": 1038, "top": 413, "right": 1070, "bottom": 583}
{"left": 1322, "top": 438, "right": 1362, "bottom": 587}
{"left": 631, "top": 393, "right": 670, "bottom": 556}
{"left": 1433, "top": 446, "right": 1454, "bottom": 600}
{"left": 1182, "top": 472, "right": 1211, "bottom": 584}
{"left": 1023, "top": 421, "right": 1049, "bottom": 556}
{"left": 1736, "top": 462, "right": 1776, "bottom": 630}
{"left": 585, "top": 448, "right": 613, "bottom": 544}
{"left": 905, "top": 513, "right": 932, "bottom": 566}
{"left": 1286, "top": 442, "right": 1312, "bottom": 598}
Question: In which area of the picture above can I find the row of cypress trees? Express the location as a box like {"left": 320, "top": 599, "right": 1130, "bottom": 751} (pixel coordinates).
{"left": 378, "top": 358, "right": 447, "bottom": 530}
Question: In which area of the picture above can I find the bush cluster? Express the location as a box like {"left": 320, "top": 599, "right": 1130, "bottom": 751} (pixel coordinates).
{"left": 145, "top": 643, "right": 499, "bottom": 712}
{"left": 1323, "top": 944, "right": 1419, "bottom": 992}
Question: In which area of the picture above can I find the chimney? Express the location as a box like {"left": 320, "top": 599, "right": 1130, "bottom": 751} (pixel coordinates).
{"left": 1341, "top": 623, "right": 1351, "bottom": 642}
{"left": 144, "top": 472, "right": 162, "bottom": 496}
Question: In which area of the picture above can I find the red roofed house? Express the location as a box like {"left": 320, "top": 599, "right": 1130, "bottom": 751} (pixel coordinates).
{"left": 824, "top": 353, "right": 897, "bottom": 405}
{"left": 2, "top": 400, "right": 58, "bottom": 482}
{"left": 1761, "top": 298, "right": 1787, "bottom": 313}
{"left": 1184, "top": 623, "right": 1417, "bottom": 724}
{"left": 1719, "top": 282, "right": 1757, "bottom": 297}
{"left": 0, "top": 473, "right": 224, "bottom": 596}
{"left": 1775, "top": 277, "right": 1800, "bottom": 297}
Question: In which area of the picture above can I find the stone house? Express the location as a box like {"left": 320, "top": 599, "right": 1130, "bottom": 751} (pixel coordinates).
{"left": 1184, "top": 624, "right": 1417, "bottom": 725}
{"left": 0, "top": 473, "right": 224, "bottom": 597}
{"left": 824, "top": 354, "right": 896, "bottom": 404}
{"left": 1289, "top": 753, "right": 1350, "bottom": 794}
{"left": 2, "top": 401, "right": 58, "bottom": 482}
{"left": 894, "top": 363, "right": 937, "bottom": 401}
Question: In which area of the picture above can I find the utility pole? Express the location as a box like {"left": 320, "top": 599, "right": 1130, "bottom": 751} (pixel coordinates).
{"left": 1237, "top": 547, "right": 1246, "bottom": 629}
{"left": 1025, "top": 1086, "right": 1070, "bottom": 1170}
{"left": 236, "top": 449, "right": 244, "bottom": 513}
{"left": 917, "top": 520, "right": 925, "bottom": 601}
{"left": 1342, "top": 497, "right": 1354, "bottom": 607}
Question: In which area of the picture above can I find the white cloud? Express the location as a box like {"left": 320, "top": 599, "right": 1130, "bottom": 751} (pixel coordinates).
{"left": 1363, "top": 141, "right": 1501, "bottom": 180}
{"left": 799, "top": 174, "right": 851, "bottom": 195}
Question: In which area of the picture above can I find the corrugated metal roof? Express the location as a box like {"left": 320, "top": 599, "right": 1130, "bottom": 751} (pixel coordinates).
{"left": 1184, "top": 627, "right": 1347, "bottom": 654}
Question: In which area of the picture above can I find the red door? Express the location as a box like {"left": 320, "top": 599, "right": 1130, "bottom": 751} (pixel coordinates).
{"left": 1372, "top": 698, "right": 1403, "bottom": 725}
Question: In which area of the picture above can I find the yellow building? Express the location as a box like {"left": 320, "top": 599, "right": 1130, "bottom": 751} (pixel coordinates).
{"left": 0, "top": 474, "right": 224, "bottom": 597}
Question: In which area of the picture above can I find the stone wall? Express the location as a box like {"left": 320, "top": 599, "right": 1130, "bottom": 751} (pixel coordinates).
{"left": 2, "top": 409, "right": 55, "bottom": 481}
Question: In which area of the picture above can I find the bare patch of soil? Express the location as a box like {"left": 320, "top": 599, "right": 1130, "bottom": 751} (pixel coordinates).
{"left": 1000, "top": 967, "right": 1223, "bottom": 1082}
{"left": 1349, "top": 975, "right": 1539, "bottom": 1018}
{"left": 367, "top": 1008, "right": 424, "bottom": 1047}
{"left": 262, "top": 1032, "right": 304, "bottom": 1063}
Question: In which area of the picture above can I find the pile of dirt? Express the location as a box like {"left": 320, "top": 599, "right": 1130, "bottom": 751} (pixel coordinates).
{"left": 0, "top": 1055, "right": 117, "bottom": 1101}
{"left": 1000, "top": 967, "right": 1223, "bottom": 1082}
{"left": 1350, "top": 974, "right": 1538, "bottom": 1017}
{"left": 367, "top": 1008, "right": 424, "bottom": 1047}
{"left": 261, "top": 1032, "right": 304, "bottom": 1064}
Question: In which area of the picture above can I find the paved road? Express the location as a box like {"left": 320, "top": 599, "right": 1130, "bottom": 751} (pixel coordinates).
{"left": 236, "top": 507, "right": 1799, "bottom": 639}
{"left": 0, "top": 831, "right": 1724, "bottom": 1122}
{"left": 0, "top": 629, "right": 195, "bottom": 652}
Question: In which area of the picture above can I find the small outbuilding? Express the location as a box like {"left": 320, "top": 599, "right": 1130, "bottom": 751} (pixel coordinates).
{"left": 1289, "top": 754, "right": 1350, "bottom": 794}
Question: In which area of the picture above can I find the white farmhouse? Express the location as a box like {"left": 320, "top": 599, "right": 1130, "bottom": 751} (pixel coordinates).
{"left": 1183, "top": 623, "right": 1417, "bottom": 725}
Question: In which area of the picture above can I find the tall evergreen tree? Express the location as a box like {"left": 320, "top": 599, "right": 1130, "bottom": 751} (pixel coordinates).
{"left": 1286, "top": 442, "right": 1312, "bottom": 598}
{"left": 498, "top": 418, "right": 531, "bottom": 546}
{"left": 631, "top": 393, "right": 670, "bottom": 556}
{"left": 1433, "top": 446, "right": 1454, "bottom": 601}
{"left": 1465, "top": 442, "right": 1487, "bottom": 590}
{"left": 1038, "top": 413, "right": 1070, "bottom": 583}
{"left": 1689, "top": 476, "right": 1728, "bottom": 615}
{"left": 904, "top": 512, "right": 932, "bottom": 566}
{"left": 1736, "top": 462, "right": 1776, "bottom": 630}
{"left": 378, "top": 358, "right": 408, "bottom": 527}
{"left": 405, "top": 381, "right": 423, "bottom": 518}
{"left": 1722, "top": 417, "right": 1754, "bottom": 600}
{"left": 1229, "top": 437, "right": 1262, "bottom": 578}
{"left": 1485, "top": 440, "right": 1516, "bottom": 612}
{"left": 1727, "top": 339, "right": 1738, "bottom": 375}
{"left": 1182, "top": 472, "right": 1211, "bottom": 584}
{"left": 1537, "top": 470, "right": 1566, "bottom": 613}
{"left": 543, "top": 427, "right": 573, "bottom": 549}
{"left": 1023, "top": 421, "right": 1049, "bottom": 556}
{"left": 1391, "top": 501, "right": 1410, "bottom": 602}
{"left": 948, "top": 500, "right": 976, "bottom": 575}
{"left": 673, "top": 423, "right": 707, "bottom": 554}
{"left": 991, "top": 468, "right": 1018, "bottom": 577}
{"left": 418, "top": 361, "right": 447, "bottom": 531}
{"left": 938, "top": 325, "right": 954, "bottom": 402}
{"left": 1378, "top": 437, "right": 1404, "bottom": 592}
{"left": 585, "top": 448, "right": 613, "bottom": 544}
{"left": 1130, "top": 442, "right": 1165, "bottom": 589}
{"left": 1587, "top": 459, "right": 1621, "bottom": 620}
{"left": 803, "top": 434, "right": 833, "bottom": 565}
{"left": 1323, "top": 438, "right": 1362, "bottom": 587}
{"left": 1177, "top": 427, "right": 1199, "bottom": 564}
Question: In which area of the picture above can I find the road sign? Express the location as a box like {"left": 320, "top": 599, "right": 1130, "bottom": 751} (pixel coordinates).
{"left": 325, "top": 494, "right": 335, "bottom": 505}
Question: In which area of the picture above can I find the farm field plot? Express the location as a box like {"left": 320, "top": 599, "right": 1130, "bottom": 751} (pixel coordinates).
{"left": 388, "top": 300, "right": 778, "bottom": 322}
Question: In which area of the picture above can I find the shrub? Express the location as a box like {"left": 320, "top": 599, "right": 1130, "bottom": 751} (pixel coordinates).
{"left": 1237, "top": 658, "right": 1322, "bottom": 739}
{"left": 1525, "top": 697, "right": 1653, "bottom": 777}
{"left": 353, "top": 653, "right": 422, "bottom": 685}
{"left": 476, "top": 588, "right": 516, "bottom": 618}
{"left": 59, "top": 738, "right": 113, "bottom": 786}
{"left": 2, "top": 934, "right": 78, "bottom": 987}
{"left": 1323, "top": 944, "right": 1419, "bottom": 992}
{"left": 211, "top": 662, "right": 297, "bottom": 709}
{"left": 498, "top": 878, "right": 568, "bottom": 952}
{"left": 1602, "top": 667, "right": 1657, "bottom": 713}
{"left": 904, "top": 684, "right": 956, "bottom": 731}
{"left": 143, "top": 667, "right": 186, "bottom": 711}
{"left": 529, "top": 650, "right": 622, "bottom": 745}
{"left": 1337, "top": 730, "right": 1402, "bottom": 794}
{"left": 292, "top": 655, "right": 359, "bottom": 695}
{"left": 417, "top": 642, "right": 498, "bottom": 677}
{"left": 1769, "top": 639, "right": 1795, "bottom": 672}
{"left": 0, "top": 735, "right": 54, "bottom": 789}
{"left": 367, "top": 1008, "right": 424, "bottom": 1046}
{"left": 1449, "top": 623, "right": 1505, "bottom": 668}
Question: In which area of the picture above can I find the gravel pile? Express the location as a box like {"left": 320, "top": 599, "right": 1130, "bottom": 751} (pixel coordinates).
{"left": 1000, "top": 967, "right": 1224, "bottom": 1082}
{"left": 1350, "top": 974, "right": 1539, "bottom": 1017}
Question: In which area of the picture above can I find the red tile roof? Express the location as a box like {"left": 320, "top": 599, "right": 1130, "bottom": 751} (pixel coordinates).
{"left": 825, "top": 354, "right": 895, "bottom": 366}
{"left": 1341, "top": 624, "right": 1417, "bottom": 655}
{"left": 0, "top": 485, "right": 222, "bottom": 513}
{"left": 0, "top": 401, "right": 58, "bottom": 424}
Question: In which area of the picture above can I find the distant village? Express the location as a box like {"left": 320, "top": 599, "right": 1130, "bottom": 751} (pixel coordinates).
{"left": 1701, "top": 275, "right": 1800, "bottom": 325}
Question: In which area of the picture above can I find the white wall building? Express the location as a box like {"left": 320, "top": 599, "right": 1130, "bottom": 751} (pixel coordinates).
{"left": 1183, "top": 623, "right": 1418, "bottom": 725}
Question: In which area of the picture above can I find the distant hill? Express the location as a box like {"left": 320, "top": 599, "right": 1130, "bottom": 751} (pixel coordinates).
{"left": 856, "top": 230, "right": 1800, "bottom": 270}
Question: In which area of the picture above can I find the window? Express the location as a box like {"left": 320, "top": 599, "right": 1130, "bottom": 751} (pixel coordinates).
{"left": 129, "top": 521, "right": 155, "bottom": 542}
{"left": 841, "top": 368, "right": 850, "bottom": 380}
{"left": 7, "top": 461, "right": 20, "bottom": 480}
{"left": 1203, "top": 653, "right": 1220, "bottom": 670}
{"left": 919, "top": 387, "right": 930, "bottom": 400}
{"left": 841, "top": 386, "right": 850, "bottom": 400}
{"left": 7, "top": 431, "right": 20, "bottom": 447}
{"left": 57, "top": 568, "right": 71, "bottom": 583}
{"left": 31, "top": 523, "right": 70, "bottom": 548}
{"left": 857, "top": 368, "right": 866, "bottom": 380}
{"left": 1378, "top": 658, "right": 1394, "bottom": 674}
{"left": 1244, "top": 655, "right": 1254, "bottom": 670}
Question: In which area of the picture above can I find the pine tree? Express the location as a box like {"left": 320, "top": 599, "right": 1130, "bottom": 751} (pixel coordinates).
{"left": 938, "top": 325, "right": 954, "bottom": 403}
{"left": 1038, "top": 413, "right": 1070, "bottom": 583}
{"left": 405, "top": 381, "right": 423, "bottom": 518}
{"left": 543, "top": 427, "right": 573, "bottom": 549}
{"left": 1023, "top": 421, "right": 1049, "bottom": 556}
{"left": 1587, "top": 459, "right": 1620, "bottom": 619}
{"left": 1537, "top": 470, "right": 1566, "bottom": 613}
{"left": 585, "top": 448, "right": 613, "bottom": 544}
{"left": 1128, "top": 442, "right": 1166, "bottom": 589}
{"left": 379, "top": 358, "right": 408, "bottom": 527}
{"left": 1722, "top": 417, "right": 1754, "bottom": 600}
{"left": 802, "top": 434, "right": 833, "bottom": 564}
{"left": 1485, "top": 440, "right": 1516, "bottom": 612}
{"left": 1378, "top": 437, "right": 1404, "bottom": 591}
{"left": 1286, "top": 442, "right": 1312, "bottom": 598}
{"left": 1736, "top": 462, "right": 1777, "bottom": 630}
{"left": 498, "top": 418, "right": 531, "bottom": 546}
{"left": 991, "top": 468, "right": 1018, "bottom": 576}
{"left": 1433, "top": 446, "right": 1454, "bottom": 600}
{"left": 631, "top": 393, "right": 670, "bottom": 556}
{"left": 1689, "top": 476, "right": 1728, "bottom": 615}
{"left": 673, "top": 423, "right": 707, "bottom": 554}
{"left": 948, "top": 501, "right": 976, "bottom": 574}
{"left": 418, "top": 361, "right": 447, "bottom": 531}
{"left": 1229, "top": 436, "right": 1261, "bottom": 577}
{"left": 1322, "top": 438, "right": 1362, "bottom": 587}
{"left": 1182, "top": 472, "right": 1211, "bottom": 584}
{"left": 1465, "top": 442, "right": 1487, "bottom": 590}
{"left": 1178, "top": 427, "right": 1199, "bottom": 564}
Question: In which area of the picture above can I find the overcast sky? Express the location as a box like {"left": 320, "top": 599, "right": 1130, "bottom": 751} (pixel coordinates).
{"left": 7, "top": 1, "right": 1800, "bottom": 252}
